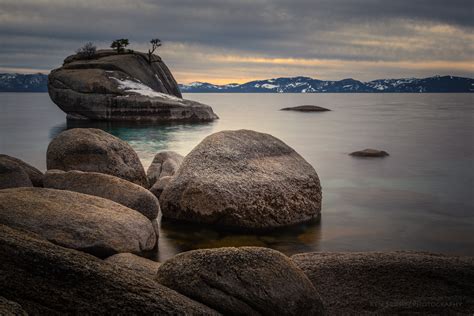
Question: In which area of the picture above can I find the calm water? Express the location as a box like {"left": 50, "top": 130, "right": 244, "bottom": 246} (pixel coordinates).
{"left": 1, "top": 93, "right": 473, "bottom": 260}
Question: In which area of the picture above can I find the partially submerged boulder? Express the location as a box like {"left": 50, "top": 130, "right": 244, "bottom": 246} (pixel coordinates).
{"left": 44, "top": 169, "right": 160, "bottom": 221}
{"left": 160, "top": 130, "right": 322, "bottom": 230}
{"left": 105, "top": 253, "right": 161, "bottom": 279}
{"left": 280, "top": 105, "right": 330, "bottom": 112}
{"left": 0, "top": 159, "right": 32, "bottom": 189}
{"left": 0, "top": 154, "right": 43, "bottom": 187}
{"left": 156, "top": 247, "right": 324, "bottom": 315}
{"left": 150, "top": 175, "right": 173, "bottom": 199}
{"left": 349, "top": 148, "right": 389, "bottom": 157}
{"left": 147, "top": 151, "right": 184, "bottom": 186}
{"left": 0, "top": 188, "right": 156, "bottom": 258}
{"left": 0, "top": 224, "right": 218, "bottom": 315}
{"left": 291, "top": 251, "right": 474, "bottom": 315}
{"left": 47, "top": 128, "right": 149, "bottom": 187}
{"left": 48, "top": 50, "right": 218, "bottom": 122}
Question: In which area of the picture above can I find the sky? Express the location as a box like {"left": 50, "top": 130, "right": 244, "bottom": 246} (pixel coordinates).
{"left": 0, "top": 0, "right": 473, "bottom": 84}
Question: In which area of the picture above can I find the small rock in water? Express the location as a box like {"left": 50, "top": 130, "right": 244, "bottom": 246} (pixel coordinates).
{"left": 349, "top": 148, "right": 389, "bottom": 157}
{"left": 280, "top": 105, "right": 331, "bottom": 112}
{"left": 0, "top": 154, "right": 43, "bottom": 187}
{"left": 147, "top": 151, "right": 183, "bottom": 186}
{"left": 0, "top": 158, "right": 32, "bottom": 189}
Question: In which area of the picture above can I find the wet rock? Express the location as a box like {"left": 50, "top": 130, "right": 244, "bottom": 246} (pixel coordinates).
{"left": 160, "top": 130, "right": 322, "bottom": 230}
{"left": 291, "top": 251, "right": 474, "bottom": 315}
{"left": 349, "top": 148, "right": 389, "bottom": 157}
{"left": 105, "top": 253, "right": 161, "bottom": 279}
{"left": 156, "top": 247, "right": 325, "bottom": 315}
{"left": 0, "top": 187, "right": 156, "bottom": 258}
{"left": 47, "top": 128, "right": 149, "bottom": 187}
{"left": 0, "top": 154, "right": 43, "bottom": 187}
{"left": 147, "top": 151, "right": 184, "bottom": 186}
{"left": 280, "top": 105, "right": 331, "bottom": 112}
{"left": 44, "top": 169, "right": 160, "bottom": 220}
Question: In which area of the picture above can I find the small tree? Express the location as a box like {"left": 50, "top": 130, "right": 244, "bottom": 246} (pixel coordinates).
{"left": 147, "top": 38, "right": 162, "bottom": 63}
{"left": 76, "top": 42, "right": 96, "bottom": 59}
{"left": 111, "top": 39, "right": 129, "bottom": 53}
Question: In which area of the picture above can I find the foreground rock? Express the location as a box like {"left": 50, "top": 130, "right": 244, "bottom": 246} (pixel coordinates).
{"left": 48, "top": 49, "right": 218, "bottom": 122}
{"left": 0, "top": 188, "right": 156, "bottom": 257}
{"left": 291, "top": 251, "right": 474, "bottom": 315}
{"left": 47, "top": 128, "right": 149, "bottom": 187}
{"left": 156, "top": 247, "right": 324, "bottom": 315}
{"left": 160, "top": 130, "right": 322, "bottom": 229}
{"left": 0, "top": 296, "right": 27, "bottom": 316}
{"left": 0, "top": 154, "right": 43, "bottom": 186}
{"left": 150, "top": 175, "right": 173, "bottom": 198}
{"left": 105, "top": 253, "right": 161, "bottom": 279}
{"left": 349, "top": 148, "right": 389, "bottom": 157}
{"left": 147, "top": 151, "right": 184, "bottom": 186}
{"left": 0, "top": 159, "right": 32, "bottom": 189}
{"left": 44, "top": 170, "right": 160, "bottom": 220}
{"left": 0, "top": 225, "right": 218, "bottom": 315}
{"left": 280, "top": 105, "right": 331, "bottom": 112}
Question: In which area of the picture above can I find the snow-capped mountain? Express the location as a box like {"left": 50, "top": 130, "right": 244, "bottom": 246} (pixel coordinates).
{"left": 0, "top": 73, "right": 48, "bottom": 92}
{"left": 180, "top": 76, "right": 474, "bottom": 93}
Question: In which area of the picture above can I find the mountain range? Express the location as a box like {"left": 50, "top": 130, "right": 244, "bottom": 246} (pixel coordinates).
{"left": 1, "top": 73, "right": 472, "bottom": 93}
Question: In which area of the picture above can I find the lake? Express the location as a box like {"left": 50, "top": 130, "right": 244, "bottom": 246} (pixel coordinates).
{"left": 1, "top": 92, "right": 473, "bottom": 261}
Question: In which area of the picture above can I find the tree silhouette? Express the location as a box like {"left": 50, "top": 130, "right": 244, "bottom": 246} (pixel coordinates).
{"left": 147, "top": 38, "right": 162, "bottom": 63}
{"left": 111, "top": 39, "right": 129, "bottom": 53}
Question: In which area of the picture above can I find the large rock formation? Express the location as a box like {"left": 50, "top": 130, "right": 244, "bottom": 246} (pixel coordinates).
{"left": 47, "top": 128, "right": 149, "bottom": 187}
{"left": 0, "top": 224, "right": 218, "bottom": 315}
{"left": 0, "top": 188, "right": 156, "bottom": 258}
{"left": 0, "top": 154, "right": 43, "bottom": 187}
{"left": 44, "top": 170, "right": 160, "bottom": 221}
{"left": 291, "top": 251, "right": 474, "bottom": 315}
{"left": 48, "top": 49, "right": 218, "bottom": 122}
{"left": 156, "top": 247, "right": 325, "bottom": 315}
{"left": 160, "top": 130, "right": 322, "bottom": 230}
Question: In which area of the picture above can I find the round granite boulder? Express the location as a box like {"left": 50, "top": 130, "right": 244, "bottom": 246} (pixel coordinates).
{"left": 0, "top": 154, "right": 43, "bottom": 187}
{"left": 105, "top": 253, "right": 161, "bottom": 279}
{"left": 156, "top": 247, "right": 325, "bottom": 315}
{"left": 0, "top": 159, "right": 32, "bottom": 189}
{"left": 160, "top": 130, "right": 322, "bottom": 230}
{"left": 44, "top": 170, "right": 160, "bottom": 221}
{"left": 150, "top": 175, "right": 173, "bottom": 199}
{"left": 47, "top": 128, "right": 149, "bottom": 187}
{"left": 0, "top": 188, "right": 156, "bottom": 258}
{"left": 147, "top": 151, "right": 184, "bottom": 186}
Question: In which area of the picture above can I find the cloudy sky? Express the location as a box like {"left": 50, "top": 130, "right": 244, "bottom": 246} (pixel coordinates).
{"left": 0, "top": 0, "right": 472, "bottom": 84}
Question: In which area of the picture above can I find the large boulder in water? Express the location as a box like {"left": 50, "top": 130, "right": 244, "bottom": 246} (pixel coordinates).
{"left": 47, "top": 128, "right": 149, "bottom": 187}
{"left": 160, "top": 130, "right": 322, "bottom": 230}
{"left": 0, "top": 154, "right": 43, "bottom": 187}
{"left": 0, "top": 187, "right": 156, "bottom": 258}
{"left": 147, "top": 150, "right": 184, "bottom": 186}
{"left": 156, "top": 247, "right": 325, "bottom": 315}
{"left": 44, "top": 169, "right": 160, "bottom": 221}
{"left": 0, "top": 224, "right": 218, "bottom": 315}
{"left": 48, "top": 49, "right": 218, "bottom": 122}
{"left": 291, "top": 251, "right": 474, "bottom": 315}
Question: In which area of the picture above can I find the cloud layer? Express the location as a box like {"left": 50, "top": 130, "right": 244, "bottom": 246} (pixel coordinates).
{"left": 0, "top": 0, "right": 472, "bottom": 83}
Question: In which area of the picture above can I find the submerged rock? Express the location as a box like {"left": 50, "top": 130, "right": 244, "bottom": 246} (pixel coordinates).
{"left": 0, "top": 158, "right": 32, "bottom": 189}
{"left": 291, "top": 251, "right": 474, "bottom": 315}
{"left": 0, "top": 224, "right": 218, "bottom": 315}
{"left": 0, "top": 154, "right": 43, "bottom": 187}
{"left": 156, "top": 247, "right": 325, "bottom": 315}
{"left": 47, "top": 128, "right": 149, "bottom": 187}
{"left": 147, "top": 151, "right": 184, "bottom": 186}
{"left": 48, "top": 50, "right": 218, "bottom": 122}
{"left": 160, "top": 130, "right": 322, "bottom": 230}
{"left": 44, "top": 170, "right": 160, "bottom": 221}
{"left": 349, "top": 148, "right": 389, "bottom": 157}
{"left": 0, "top": 188, "right": 156, "bottom": 258}
{"left": 105, "top": 253, "right": 161, "bottom": 279}
{"left": 280, "top": 105, "right": 331, "bottom": 112}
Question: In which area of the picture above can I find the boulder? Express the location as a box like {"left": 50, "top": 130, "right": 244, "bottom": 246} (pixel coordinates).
{"left": 0, "top": 159, "right": 32, "bottom": 189}
{"left": 160, "top": 130, "right": 322, "bottom": 230}
{"left": 349, "top": 148, "right": 389, "bottom": 157}
{"left": 0, "top": 154, "right": 43, "bottom": 186}
{"left": 48, "top": 49, "right": 218, "bottom": 122}
{"left": 0, "top": 187, "right": 156, "bottom": 258}
{"left": 147, "top": 151, "right": 184, "bottom": 186}
{"left": 105, "top": 253, "right": 161, "bottom": 279}
{"left": 44, "top": 170, "right": 160, "bottom": 221}
{"left": 280, "top": 105, "right": 330, "bottom": 112}
{"left": 156, "top": 247, "right": 324, "bottom": 315}
{"left": 291, "top": 251, "right": 474, "bottom": 315}
{"left": 150, "top": 175, "right": 173, "bottom": 199}
{"left": 0, "top": 224, "right": 218, "bottom": 315}
{"left": 0, "top": 296, "right": 27, "bottom": 316}
{"left": 47, "top": 128, "right": 149, "bottom": 187}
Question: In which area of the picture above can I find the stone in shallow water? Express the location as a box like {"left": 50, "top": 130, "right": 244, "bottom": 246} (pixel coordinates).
{"left": 280, "top": 105, "right": 331, "bottom": 112}
{"left": 0, "top": 154, "right": 43, "bottom": 187}
{"left": 349, "top": 148, "right": 389, "bottom": 157}
{"left": 47, "top": 128, "right": 149, "bottom": 187}
{"left": 0, "top": 158, "right": 32, "bottom": 189}
{"left": 160, "top": 129, "right": 322, "bottom": 230}
{"left": 147, "top": 151, "right": 184, "bottom": 186}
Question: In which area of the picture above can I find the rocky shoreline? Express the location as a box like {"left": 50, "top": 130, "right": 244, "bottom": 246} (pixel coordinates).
{"left": 1, "top": 128, "right": 473, "bottom": 314}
